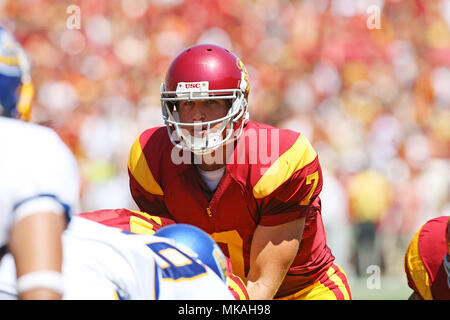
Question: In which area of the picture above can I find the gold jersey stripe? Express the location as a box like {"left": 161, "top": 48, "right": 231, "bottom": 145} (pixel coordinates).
{"left": 130, "top": 216, "right": 157, "bottom": 235}
{"left": 405, "top": 226, "right": 433, "bottom": 300}
{"left": 226, "top": 276, "right": 248, "bottom": 300}
{"left": 128, "top": 137, "right": 164, "bottom": 196}
{"left": 253, "top": 134, "right": 317, "bottom": 199}
{"left": 129, "top": 209, "right": 162, "bottom": 226}
{"left": 0, "top": 55, "right": 20, "bottom": 66}
{"left": 325, "top": 265, "right": 350, "bottom": 300}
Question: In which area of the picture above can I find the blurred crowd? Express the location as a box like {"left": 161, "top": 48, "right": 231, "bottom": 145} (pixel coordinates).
{"left": 1, "top": 0, "right": 449, "bottom": 279}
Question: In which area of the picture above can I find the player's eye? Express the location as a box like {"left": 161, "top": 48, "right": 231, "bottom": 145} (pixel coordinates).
{"left": 182, "top": 100, "right": 194, "bottom": 106}
{"left": 207, "top": 99, "right": 217, "bottom": 104}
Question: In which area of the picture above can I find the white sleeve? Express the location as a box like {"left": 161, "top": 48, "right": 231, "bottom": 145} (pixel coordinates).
{"left": 10, "top": 125, "right": 80, "bottom": 223}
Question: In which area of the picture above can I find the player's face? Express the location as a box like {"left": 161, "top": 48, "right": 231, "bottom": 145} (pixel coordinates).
{"left": 177, "top": 99, "right": 230, "bottom": 137}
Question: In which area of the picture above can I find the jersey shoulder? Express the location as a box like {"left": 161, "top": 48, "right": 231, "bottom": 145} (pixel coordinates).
{"left": 404, "top": 216, "right": 449, "bottom": 300}
{"left": 0, "top": 118, "right": 77, "bottom": 171}
{"left": 0, "top": 117, "right": 64, "bottom": 149}
{"left": 418, "top": 216, "right": 448, "bottom": 272}
{"left": 137, "top": 126, "right": 170, "bottom": 148}
{"left": 128, "top": 126, "right": 178, "bottom": 196}
{"left": 238, "top": 121, "right": 319, "bottom": 200}
{"left": 78, "top": 208, "right": 175, "bottom": 234}
{"left": 0, "top": 118, "right": 80, "bottom": 220}
{"left": 129, "top": 126, "right": 171, "bottom": 164}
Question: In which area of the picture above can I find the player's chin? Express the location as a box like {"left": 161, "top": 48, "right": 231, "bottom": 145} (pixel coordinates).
{"left": 193, "top": 127, "right": 222, "bottom": 138}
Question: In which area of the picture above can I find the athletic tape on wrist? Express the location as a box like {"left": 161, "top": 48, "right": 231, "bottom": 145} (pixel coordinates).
{"left": 17, "top": 270, "right": 63, "bottom": 295}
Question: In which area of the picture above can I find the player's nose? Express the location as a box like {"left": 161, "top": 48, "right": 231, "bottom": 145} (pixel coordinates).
{"left": 191, "top": 103, "right": 207, "bottom": 122}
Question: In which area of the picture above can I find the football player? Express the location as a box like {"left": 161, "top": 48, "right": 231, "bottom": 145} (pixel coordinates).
{"left": 0, "top": 210, "right": 235, "bottom": 300}
{"left": 128, "top": 44, "right": 351, "bottom": 300}
{"left": 0, "top": 26, "right": 80, "bottom": 299}
{"left": 404, "top": 216, "right": 450, "bottom": 300}
{"left": 77, "top": 208, "right": 249, "bottom": 299}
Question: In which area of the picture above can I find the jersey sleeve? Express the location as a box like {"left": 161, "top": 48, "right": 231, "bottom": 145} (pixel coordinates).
{"left": 128, "top": 129, "right": 174, "bottom": 220}
{"left": 253, "top": 134, "right": 323, "bottom": 226}
{"left": 79, "top": 208, "right": 175, "bottom": 234}
{"left": 12, "top": 126, "right": 80, "bottom": 223}
{"left": 225, "top": 257, "right": 250, "bottom": 300}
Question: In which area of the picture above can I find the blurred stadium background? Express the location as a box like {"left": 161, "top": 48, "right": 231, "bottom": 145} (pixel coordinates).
{"left": 1, "top": 0, "right": 449, "bottom": 299}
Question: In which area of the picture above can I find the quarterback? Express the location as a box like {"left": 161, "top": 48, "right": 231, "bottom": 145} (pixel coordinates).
{"left": 0, "top": 26, "right": 80, "bottom": 299}
{"left": 128, "top": 44, "right": 351, "bottom": 299}
{"left": 404, "top": 216, "right": 450, "bottom": 300}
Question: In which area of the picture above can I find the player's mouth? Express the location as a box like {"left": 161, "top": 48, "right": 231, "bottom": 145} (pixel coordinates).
{"left": 191, "top": 125, "right": 210, "bottom": 137}
{"left": 193, "top": 130, "right": 207, "bottom": 138}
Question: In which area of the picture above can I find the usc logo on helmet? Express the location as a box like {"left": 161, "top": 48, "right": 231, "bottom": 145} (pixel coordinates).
{"left": 236, "top": 58, "right": 250, "bottom": 97}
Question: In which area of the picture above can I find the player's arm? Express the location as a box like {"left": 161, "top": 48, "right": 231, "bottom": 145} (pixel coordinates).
{"left": 246, "top": 217, "right": 305, "bottom": 300}
{"left": 9, "top": 210, "right": 65, "bottom": 299}
{"left": 9, "top": 128, "right": 80, "bottom": 300}
{"left": 247, "top": 134, "right": 322, "bottom": 299}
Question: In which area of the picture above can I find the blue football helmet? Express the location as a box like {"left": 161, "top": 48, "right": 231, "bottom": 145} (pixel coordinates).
{"left": 444, "top": 253, "right": 450, "bottom": 290}
{"left": 445, "top": 217, "right": 450, "bottom": 289}
{"left": 0, "top": 26, "right": 34, "bottom": 120}
{"left": 154, "top": 224, "right": 228, "bottom": 282}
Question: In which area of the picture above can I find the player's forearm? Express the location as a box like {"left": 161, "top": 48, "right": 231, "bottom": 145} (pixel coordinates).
{"left": 246, "top": 219, "right": 305, "bottom": 300}
{"left": 10, "top": 212, "right": 65, "bottom": 299}
{"left": 246, "top": 273, "right": 286, "bottom": 300}
{"left": 246, "top": 252, "right": 295, "bottom": 300}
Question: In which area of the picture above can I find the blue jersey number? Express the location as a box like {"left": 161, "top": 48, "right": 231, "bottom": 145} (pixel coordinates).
{"left": 147, "top": 242, "right": 207, "bottom": 281}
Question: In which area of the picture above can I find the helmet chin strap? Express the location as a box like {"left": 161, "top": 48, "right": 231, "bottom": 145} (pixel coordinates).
{"left": 183, "top": 119, "right": 231, "bottom": 155}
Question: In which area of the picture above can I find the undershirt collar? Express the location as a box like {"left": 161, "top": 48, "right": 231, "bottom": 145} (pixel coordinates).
{"left": 196, "top": 166, "right": 225, "bottom": 192}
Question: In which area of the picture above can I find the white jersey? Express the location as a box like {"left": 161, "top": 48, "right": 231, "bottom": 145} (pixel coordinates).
{"left": 0, "top": 118, "right": 80, "bottom": 250}
{"left": 0, "top": 216, "right": 235, "bottom": 300}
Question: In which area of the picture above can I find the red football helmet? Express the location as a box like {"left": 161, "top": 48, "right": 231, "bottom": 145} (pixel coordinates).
{"left": 161, "top": 44, "right": 250, "bottom": 154}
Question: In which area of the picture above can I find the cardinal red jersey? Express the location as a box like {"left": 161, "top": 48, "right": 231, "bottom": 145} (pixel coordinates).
{"left": 404, "top": 216, "right": 450, "bottom": 300}
{"left": 128, "top": 121, "right": 337, "bottom": 298}
{"left": 78, "top": 208, "right": 175, "bottom": 234}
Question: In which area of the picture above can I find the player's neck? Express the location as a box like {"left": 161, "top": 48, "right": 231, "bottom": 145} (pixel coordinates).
{"left": 193, "top": 142, "right": 234, "bottom": 171}
{"left": 196, "top": 162, "right": 226, "bottom": 171}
